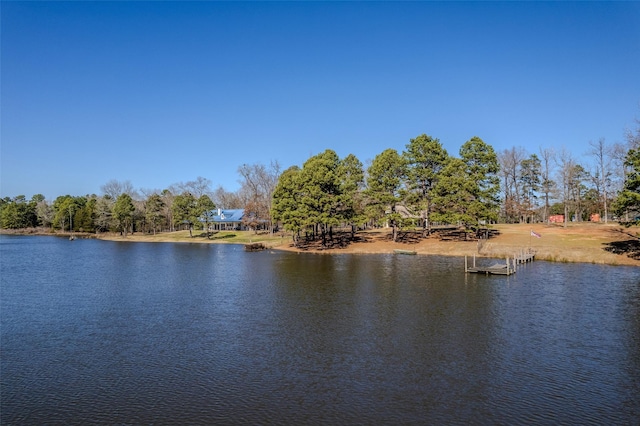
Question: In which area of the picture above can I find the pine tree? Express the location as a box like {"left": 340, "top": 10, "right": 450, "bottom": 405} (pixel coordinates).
{"left": 113, "top": 193, "right": 135, "bottom": 237}
{"left": 172, "top": 192, "right": 197, "bottom": 237}
{"left": 272, "top": 166, "right": 303, "bottom": 245}
{"left": 404, "top": 134, "right": 449, "bottom": 233}
{"left": 145, "top": 193, "right": 166, "bottom": 235}
{"left": 365, "top": 149, "right": 406, "bottom": 242}
{"left": 613, "top": 148, "right": 640, "bottom": 224}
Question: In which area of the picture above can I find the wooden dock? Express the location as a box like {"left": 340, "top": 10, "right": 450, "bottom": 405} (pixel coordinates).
{"left": 515, "top": 248, "right": 536, "bottom": 264}
{"left": 465, "top": 249, "right": 535, "bottom": 276}
{"left": 465, "top": 255, "right": 515, "bottom": 275}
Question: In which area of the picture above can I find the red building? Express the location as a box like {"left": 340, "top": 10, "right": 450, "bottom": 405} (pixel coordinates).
{"left": 549, "top": 215, "right": 564, "bottom": 223}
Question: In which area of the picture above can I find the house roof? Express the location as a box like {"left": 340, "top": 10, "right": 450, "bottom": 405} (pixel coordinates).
{"left": 210, "top": 209, "right": 244, "bottom": 223}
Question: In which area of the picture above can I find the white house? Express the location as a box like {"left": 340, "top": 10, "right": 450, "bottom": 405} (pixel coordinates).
{"left": 206, "top": 209, "right": 245, "bottom": 231}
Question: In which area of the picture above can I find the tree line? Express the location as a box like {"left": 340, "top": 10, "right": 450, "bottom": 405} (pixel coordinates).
{"left": 0, "top": 164, "right": 281, "bottom": 237}
{"left": 2, "top": 124, "right": 640, "bottom": 242}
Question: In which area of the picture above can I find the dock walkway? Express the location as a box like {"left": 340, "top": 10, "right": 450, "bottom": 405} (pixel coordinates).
{"left": 515, "top": 248, "right": 536, "bottom": 264}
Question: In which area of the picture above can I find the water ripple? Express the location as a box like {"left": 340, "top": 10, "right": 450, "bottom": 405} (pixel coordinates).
{"left": 1, "top": 237, "right": 639, "bottom": 424}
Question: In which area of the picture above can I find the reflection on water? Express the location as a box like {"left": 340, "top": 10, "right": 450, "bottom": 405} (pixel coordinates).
{"left": 1, "top": 236, "right": 639, "bottom": 424}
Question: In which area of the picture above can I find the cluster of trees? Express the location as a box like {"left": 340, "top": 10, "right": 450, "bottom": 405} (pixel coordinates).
{"left": 2, "top": 122, "right": 640, "bottom": 240}
{"left": 270, "top": 125, "right": 640, "bottom": 246}
{"left": 0, "top": 188, "right": 210, "bottom": 237}
{"left": 499, "top": 130, "right": 640, "bottom": 224}
{"left": 0, "top": 163, "right": 281, "bottom": 237}
{"left": 272, "top": 136, "right": 500, "bottom": 244}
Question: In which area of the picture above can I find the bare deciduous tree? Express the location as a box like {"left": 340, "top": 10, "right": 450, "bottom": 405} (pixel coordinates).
{"left": 100, "top": 179, "right": 137, "bottom": 200}
{"left": 161, "top": 189, "right": 176, "bottom": 232}
{"left": 587, "top": 138, "right": 612, "bottom": 222}
{"left": 624, "top": 115, "right": 640, "bottom": 150}
{"left": 36, "top": 199, "right": 53, "bottom": 229}
{"left": 237, "top": 161, "right": 281, "bottom": 233}
{"left": 556, "top": 148, "right": 575, "bottom": 227}
{"left": 212, "top": 186, "right": 244, "bottom": 210}
{"left": 539, "top": 147, "right": 555, "bottom": 223}
{"left": 611, "top": 142, "right": 629, "bottom": 191}
{"left": 178, "top": 176, "right": 212, "bottom": 199}
{"left": 498, "top": 147, "right": 525, "bottom": 223}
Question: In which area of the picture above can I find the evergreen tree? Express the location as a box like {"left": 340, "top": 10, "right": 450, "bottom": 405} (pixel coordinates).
{"left": 519, "top": 154, "right": 542, "bottom": 222}
{"left": 0, "top": 196, "right": 38, "bottom": 229}
{"left": 113, "top": 193, "right": 135, "bottom": 237}
{"left": 431, "top": 157, "right": 477, "bottom": 225}
{"left": 172, "top": 192, "right": 197, "bottom": 237}
{"left": 197, "top": 194, "right": 216, "bottom": 238}
{"left": 365, "top": 148, "right": 406, "bottom": 242}
{"left": 0, "top": 201, "right": 21, "bottom": 229}
{"left": 338, "top": 153, "right": 365, "bottom": 238}
{"left": 404, "top": 134, "right": 449, "bottom": 232}
{"left": 613, "top": 148, "right": 640, "bottom": 223}
{"left": 52, "top": 195, "right": 84, "bottom": 232}
{"left": 297, "top": 150, "right": 343, "bottom": 245}
{"left": 432, "top": 137, "right": 500, "bottom": 227}
{"left": 145, "top": 193, "right": 166, "bottom": 235}
{"left": 272, "top": 166, "right": 303, "bottom": 244}
{"left": 273, "top": 152, "right": 364, "bottom": 245}
{"left": 74, "top": 197, "right": 96, "bottom": 232}
{"left": 460, "top": 137, "right": 500, "bottom": 224}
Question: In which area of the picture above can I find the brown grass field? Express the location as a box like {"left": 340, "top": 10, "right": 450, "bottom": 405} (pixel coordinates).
{"left": 90, "top": 222, "right": 640, "bottom": 266}
{"left": 275, "top": 223, "right": 640, "bottom": 266}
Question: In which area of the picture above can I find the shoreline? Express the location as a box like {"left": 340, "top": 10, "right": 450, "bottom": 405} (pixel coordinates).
{"left": 3, "top": 223, "right": 639, "bottom": 266}
{"left": 273, "top": 229, "right": 640, "bottom": 267}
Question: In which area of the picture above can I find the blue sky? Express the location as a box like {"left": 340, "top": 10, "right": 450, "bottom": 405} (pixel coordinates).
{"left": 2, "top": 1, "right": 640, "bottom": 200}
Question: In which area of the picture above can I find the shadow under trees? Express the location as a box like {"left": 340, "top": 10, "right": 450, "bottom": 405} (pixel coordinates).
{"left": 603, "top": 240, "right": 640, "bottom": 260}
{"left": 289, "top": 227, "right": 500, "bottom": 251}
{"left": 603, "top": 227, "right": 640, "bottom": 260}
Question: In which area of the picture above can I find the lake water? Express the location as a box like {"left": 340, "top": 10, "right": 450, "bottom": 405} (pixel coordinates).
{"left": 1, "top": 235, "right": 639, "bottom": 425}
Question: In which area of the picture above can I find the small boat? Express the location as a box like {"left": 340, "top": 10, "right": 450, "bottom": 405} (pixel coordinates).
{"left": 69, "top": 235, "right": 76, "bottom": 241}
{"left": 394, "top": 249, "right": 417, "bottom": 255}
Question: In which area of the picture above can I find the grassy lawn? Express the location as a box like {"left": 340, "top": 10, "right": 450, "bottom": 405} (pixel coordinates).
{"left": 102, "top": 229, "right": 290, "bottom": 247}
